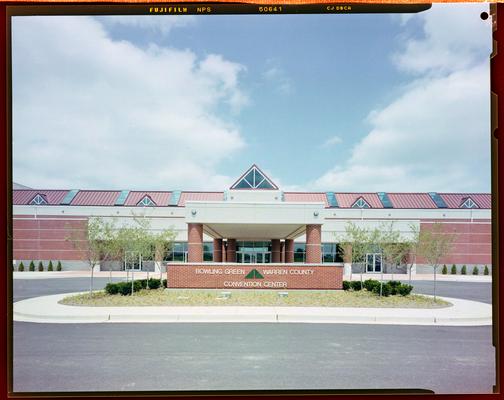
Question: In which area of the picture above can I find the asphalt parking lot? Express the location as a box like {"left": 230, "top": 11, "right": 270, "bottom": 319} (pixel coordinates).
{"left": 11, "top": 277, "right": 496, "bottom": 394}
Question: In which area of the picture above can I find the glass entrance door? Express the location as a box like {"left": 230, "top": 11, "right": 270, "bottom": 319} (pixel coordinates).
{"left": 237, "top": 251, "right": 271, "bottom": 263}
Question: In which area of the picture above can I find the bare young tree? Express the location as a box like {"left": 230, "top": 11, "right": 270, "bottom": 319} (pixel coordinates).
{"left": 416, "top": 222, "right": 457, "bottom": 302}
{"left": 66, "top": 217, "right": 120, "bottom": 296}
{"left": 378, "top": 222, "right": 409, "bottom": 295}
{"left": 339, "top": 222, "right": 378, "bottom": 288}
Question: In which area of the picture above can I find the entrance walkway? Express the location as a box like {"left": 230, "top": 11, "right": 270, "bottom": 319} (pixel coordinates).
{"left": 14, "top": 292, "right": 491, "bottom": 326}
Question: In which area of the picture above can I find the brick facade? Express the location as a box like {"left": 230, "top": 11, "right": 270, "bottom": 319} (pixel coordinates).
{"left": 226, "top": 239, "right": 237, "bottom": 262}
{"left": 305, "top": 224, "right": 322, "bottom": 263}
{"left": 166, "top": 263, "right": 344, "bottom": 289}
{"left": 187, "top": 223, "right": 203, "bottom": 262}
{"left": 285, "top": 239, "right": 294, "bottom": 263}
{"left": 213, "top": 238, "right": 223, "bottom": 263}
{"left": 271, "top": 239, "right": 281, "bottom": 263}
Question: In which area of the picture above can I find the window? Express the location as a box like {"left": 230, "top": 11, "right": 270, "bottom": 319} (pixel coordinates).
{"left": 351, "top": 197, "right": 370, "bottom": 209}
{"left": 137, "top": 195, "right": 156, "bottom": 207}
{"left": 29, "top": 194, "right": 48, "bottom": 205}
{"left": 460, "top": 197, "right": 478, "bottom": 209}
{"left": 293, "top": 243, "right": 306, "bottom": 263}
{"left": 322, "top": 243, "right": 344, "bottom": 263}
{"left": 231, "top": 165, "right": 278, "bottom": 190}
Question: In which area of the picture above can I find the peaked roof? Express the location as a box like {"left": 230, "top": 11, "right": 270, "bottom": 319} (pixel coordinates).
{"left": 230, "top": 164, "right": 278, "bottom": 190}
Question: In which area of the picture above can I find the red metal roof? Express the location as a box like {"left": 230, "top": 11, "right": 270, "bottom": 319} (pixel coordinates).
{"left": 178, "top": 192, "right": 224, "bottom": 206}
{"left": 387, "top": 193, "right": 437, "bottom": 209}
{"left": 439, "top": 193, "right": 491, "bottom": 209}
{"left": 13, "top": 190, "right": 69, "bottom": 205}
{"left": 71, "top": 191, "right": 120, "bottom": 206}
{"left": 335, "top": 193, "right": 383, "bottom": 208}
{"left": 283, "top": 192, "right": 328, "bottom": 207}
{"left": 124, "top": 191, "right": 172, "bottom": 207}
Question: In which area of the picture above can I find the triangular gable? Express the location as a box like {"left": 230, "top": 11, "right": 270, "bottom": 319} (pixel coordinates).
{"left": 460, "top": 197, "right": 479, "bottom": 209}
{"left": 137, "top": 195, "right": 156, "bottom": 207}
{"left": 351, "top": 196, "right": 371, "bottom": 209}
{"left": 29, "top": 193, "right": 48, "bottom": 205}
{"left": 230, "top": 164, "right": 278, "bottom": 190}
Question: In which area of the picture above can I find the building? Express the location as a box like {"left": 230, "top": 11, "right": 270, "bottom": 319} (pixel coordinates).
{"left": 12, "top": 164, "right": 492, "bottom": 282}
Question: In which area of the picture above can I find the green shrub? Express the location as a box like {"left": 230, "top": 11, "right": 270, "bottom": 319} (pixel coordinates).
{"left": 162, "top": 279, "right": 167, "bottom": 288}
{"left": 461, "top": 265, "right": 467, "bottom": 275}
{"left": 387, "top": 280, "right": 402, "bottom": 295}
{"left": 48, "top": 261, "right": 54, "bottom": 271}
{"left": 56, "top": 261, "right": 62, "bottom": 271}
{"left": 472, "top": 266, "right": 479, "bottom": 275}
{"left": 372, "top": 282, "right": 391, "bottom": 297}
{"left": 342, "top": 281, "right": 351, "bottom": 291}
{"left": 484, "top": 265, "right": 489, "bottom": 275}
{"left": 148, "top": 279, "right": 161, "bottom": 290}
{"left": 29, "top": 261, "right": 35, "bottom": 271}
{"left": 398, "top": 284, "right": 414, "bottom": 296}
{"left": 442, "top": 264, "right": 447, "bottom": 275}
{"left": 18, "top": 262, "right": 24, "bottom": 272}
{"left": 363, "top": 279, "right": 380, "bottom": 292}
{"left": 350, "top": 281, "right": 362, "bottom": 291}
{"left": 38, "top": 261, "right": 44, "bottom": 272}
{"left": 105, "top": 282, "right": 120, "bottom": 295}
{"left": 451, "top": 264, "right": 457, "bottom": 275}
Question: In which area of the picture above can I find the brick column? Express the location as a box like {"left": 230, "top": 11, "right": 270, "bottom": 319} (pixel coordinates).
{"left": 305, "top": 224, "right": 322, "bottom": 264}
{"left": 187, "top": 223, "right": 203, "bottom": 262}
{"left": 222, "top": 241, "right": 227, "bottom": 263}
{"left": 285, "top": 239, "right": 294, "bottom": 263}
{"left": 271, "top": 239, "right": 281, "bottom": 263}
{"left": 280, "top": 241, "right": 285, "bottom": 263}
{"left": 226, "top": 239, "right": 236, "bottom": 262}
{"left": 213, "top": 238, "right": 223, "bottom": 263}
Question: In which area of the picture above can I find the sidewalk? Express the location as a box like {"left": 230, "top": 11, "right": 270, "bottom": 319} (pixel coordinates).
{"left": 13, "top": 292, "right": 492, "bottom": 326}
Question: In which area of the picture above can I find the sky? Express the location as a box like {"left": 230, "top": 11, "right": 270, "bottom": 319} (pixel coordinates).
{"left": 12, "top": 3, "right": 492, "bottom": 192}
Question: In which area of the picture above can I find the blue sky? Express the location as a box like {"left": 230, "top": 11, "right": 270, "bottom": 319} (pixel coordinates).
{"left": 12, "top": 4, "right": 492, "bottom": 192}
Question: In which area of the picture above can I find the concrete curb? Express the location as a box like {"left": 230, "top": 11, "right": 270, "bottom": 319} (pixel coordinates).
{"left": 13, "top": 292, "right": 492, "bottom": 326}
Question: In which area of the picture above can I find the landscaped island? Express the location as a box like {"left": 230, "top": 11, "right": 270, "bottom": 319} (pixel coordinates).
{"left": 59, "top": 279, "right": 451, "bottom": 308}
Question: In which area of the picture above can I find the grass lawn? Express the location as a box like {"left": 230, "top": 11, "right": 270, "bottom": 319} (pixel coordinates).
{"left": 59, "top": 288, "right": 451, "bottom": 308}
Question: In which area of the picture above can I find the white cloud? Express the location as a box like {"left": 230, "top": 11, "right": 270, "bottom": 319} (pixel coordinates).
{"left": 262, "top": 60, "right": 292, "bottom": 95}
{"left": 313, "top": 4, "right": 491, "bottom": 193}
{"left": 322, "top": 135, "right": 343, "bottom": 147}
{"left": 97, "top": 15, "right": 196, "bottom": 36}
{"left": 12, "top": 16, "right": 249, "bottom": 190}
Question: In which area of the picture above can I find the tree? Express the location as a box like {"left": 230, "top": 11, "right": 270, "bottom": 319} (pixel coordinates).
{"left": 451, "top": 264, "right": 457, "bottom": 275}
{"left": 403, "top": 224, "right": 421, "bottom": 286}
{"left": 48, "top": 260, "right": 54, "bottom": 271}
{"left": 484, "top": 265, "right": 489, "bottom": 275}
{"left": 56, "top": 261, "right": 62, "bottom": 271}
{"left": 442, "top": 265, "right": 447, "bottom": 274}
{"left": 472, "top": 266, "right": 479, "bottom": 275}
{"left": 67, "top": 217, "right": 121, "bottom": 296}
{"left": 338, "top": 222, "right": 379, "bottom": 289}
{"left": 377, "top": 222, "right": 409, "bottom": 296}
{"left": 416, "top": 222, "right": 457, "bottom": 302}
{"left": 115, "top": 214, "right": 175, "bottom": 292}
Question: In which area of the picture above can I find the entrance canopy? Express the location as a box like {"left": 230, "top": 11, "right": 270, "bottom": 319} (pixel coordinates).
{"left": 204, "top": 222, "right": 306, "bottom": 240}
{"left": 185, "top": 200, "right": 324, "bottom": 240}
